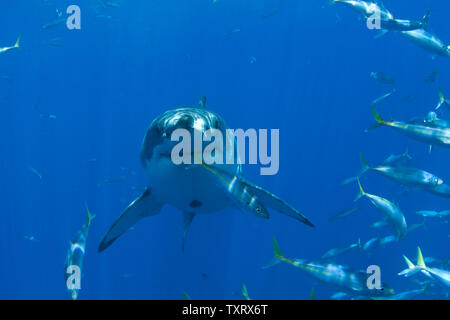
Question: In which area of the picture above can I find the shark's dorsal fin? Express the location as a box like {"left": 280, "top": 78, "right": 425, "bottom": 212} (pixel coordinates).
{"left": 198, "top": 96, "right": 207, "bottom": 108}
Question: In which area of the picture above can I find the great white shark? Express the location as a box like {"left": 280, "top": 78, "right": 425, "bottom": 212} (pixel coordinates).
{"left": 98, "top": 98, "right": 314, "bottom": 252}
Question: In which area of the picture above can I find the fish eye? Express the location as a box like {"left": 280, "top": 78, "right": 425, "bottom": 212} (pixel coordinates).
{"left": 256, "top": 208, "right": 261, "bottom": 213}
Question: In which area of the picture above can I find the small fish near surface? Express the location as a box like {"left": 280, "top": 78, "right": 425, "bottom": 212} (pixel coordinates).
{"left": 371, "top": 90, "right": 395, "bottom": 107}
{"left": 28, "top": 167, "right": 43, "bottom": 180}
{"left": 370, "top": 72, "right": 395, "bottom": 85}
{"left": 416, "top": 210, "right": 450, "bottom": 221}
{"left": 64, "top": 204, "right": 95, "bottom": 300}
{"left": 42, "top": 9, "right": 66, "bottom": 29}
{"left": 99, "top": 0, "right": 121, "bottom": 8}
{"left": 424, "top": 69, "right": 439, "bottom": 83}
{"left": 329, "top": 205, "right": 360, "bottom": 221}
{"left": 321, "top": 239, "right": 361, "bottom": 260}
{"left": 382, "top": 148, "right": 412, "bottom": 166}
{"left": 265, "top": 238, "right": 395, "bottom": 298}
{"left": 362, "top": 237, "right": 380, "bottom": 252}
{"left": 42, "top": 17, "right": 66, "bottom": 29}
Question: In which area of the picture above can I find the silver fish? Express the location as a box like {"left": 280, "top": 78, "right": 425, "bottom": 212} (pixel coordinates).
{"left": 355, "top": 179, "right": 407, "bottom": 240}
{"left": 64, "top": 205, "right": 94, "bottom": 300}
{"left": 267, "top": 238, "right": 395, "bottom": 298}
{"left": 0, "top": 35, "right": 20, "bottom": 55}
{"left": 401, "top": 29, "right": 450, "bottom": 57}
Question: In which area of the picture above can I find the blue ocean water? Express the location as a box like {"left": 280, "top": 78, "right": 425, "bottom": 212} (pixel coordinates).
{"left": 0, "top": 0, "right": 449, "bottom": 299}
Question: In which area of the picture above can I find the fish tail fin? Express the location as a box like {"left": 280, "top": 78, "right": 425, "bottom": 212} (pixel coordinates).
{"left": 404, "top": 147, "right": 412, "bottom": 160}
{"left": 354, "top": 178, "right": 366, "bottom": 202}
{"left": 263, "top": 237, "right": 285, "bottom": 269}
{"left": 371, "top": 107, "right": 387, "bottom": 125}
{"left": 360, "top": 153, "right": 371, "bottom": 170}
{"left": 14, "top": 35, "right": 21, "bottom": 48}
{"left": 310, "top": 287, "right": 316, "bottom": 300}
{"left": 421, "top": 10, "right": 431, "bottom": 27}
{"left": 439, "top": 87, "right": 445, "bottom": 103}
{"left": 403, "top": 255, "right": 415, "bottom": 269}
{"left": 436, "top": 87, "right": 450, "bottom": 109}
{"left": 85, "top": 203, "right": 95, "bottom": 226}
{"left": 182, "top": 291, "right": 192, "bottom": 300}
{"left": 272, "top": 237, "right": 284, "bottom": 261}
{"left": 357, "top": 238, "right": 361, "bottom": 249}
{"left": 241, "top": 283, "right": 251, "bottom": 300}
{"left": 357, "top": 152, "right": 371, "bottom": 178}
{"left": 416, "top": 246, "right": 427, "bottom": 269}
{"left": 398, "top": 254, "right": 422, "bottom": 277}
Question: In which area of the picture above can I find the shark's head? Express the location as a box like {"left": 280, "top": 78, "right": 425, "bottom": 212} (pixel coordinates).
{"left": 141, "top": 106, "right": 241, "bottom": 173}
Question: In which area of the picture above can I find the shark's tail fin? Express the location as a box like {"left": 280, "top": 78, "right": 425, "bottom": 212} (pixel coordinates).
{"left": 14, "top": 35, "right": 21, "bottom": 48}
{"left": 354, "top": 178, "right": 366, "bottom": 202}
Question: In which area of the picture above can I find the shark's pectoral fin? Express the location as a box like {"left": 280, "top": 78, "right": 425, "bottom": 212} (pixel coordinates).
{"left": 182, "top": 211, "right": 195, "bottom": 252}
{"left": 98, "top": 188, "right": 163, "bottom": 252}
{"left": 240, "top": 178, "right": 314, "bottom": 227}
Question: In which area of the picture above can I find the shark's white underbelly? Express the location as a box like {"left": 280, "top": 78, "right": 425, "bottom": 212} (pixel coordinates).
{"left": 145, "top": 156, "right": 233, "bottom": 214}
